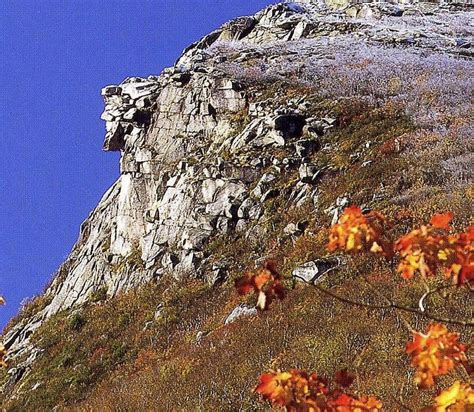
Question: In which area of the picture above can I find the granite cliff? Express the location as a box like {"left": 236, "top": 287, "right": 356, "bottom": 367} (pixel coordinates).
{"left": 1, "top": 0, "right": 472, "bottom": 409}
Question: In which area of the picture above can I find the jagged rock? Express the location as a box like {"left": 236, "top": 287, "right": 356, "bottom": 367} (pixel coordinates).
{"left": 328, "top": 196, "right": 350, "bottom": 224}
{"left": 201, "top": 179, "right": 223, "bottom": 203}
{"left": 292, "top": 257, "right": 342, "bottom": 284}
{"left": 224, "top": 304, "right": 257, "bottom": 325}
{"left": 237, "top": 197, "right": 262, "bottom": 220}
{"left": 299, "top": 163, "right": 320, "bottom": 183}
{"left": 294, "top": 139, "right": 319, "bottom": 157}
{"left": 208, "top": 264, "right": 228, "bottom": 286}
{"left": 284, "top": 220, "right": 308, "bottom": 237}
{"left": 162, "top": 252, "right": 179, "bottom": 270}
{"left": 251, "top": 173, "right": 276, "bottom": 198}
{"left": 215, "top": 216, "right": 231, "bottom": 234}
{"left": 204, "top": 182, "right": 246, "bottom": 217}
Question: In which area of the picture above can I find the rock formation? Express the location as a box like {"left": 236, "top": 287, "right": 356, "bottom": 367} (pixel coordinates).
{"left": 2, "top": 0, "right": 472, "bottom": 401}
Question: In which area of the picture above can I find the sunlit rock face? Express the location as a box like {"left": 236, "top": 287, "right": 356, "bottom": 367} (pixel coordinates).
{"left": 3, "top": 0, "right": 472, "bottom": 386}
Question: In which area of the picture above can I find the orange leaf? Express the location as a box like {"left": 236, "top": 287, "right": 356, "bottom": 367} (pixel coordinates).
{"left": 395, "top": 216, "right": 473, "bottom": 286}
{"left": 235, "top": 273, "right": 256, "bottom": 295}
{"left": 328, "top": 206, "right": 392, "bottom": 258}
{"left": 406, "top": 324, "right": 467, "bottom": 388}
{"left": 430, "top": 212, "right": 454, "bottom": 230}
{"left": 330, "top": 393, "right": 384, "bottom": 411}
{"left": 254, "top": 370, "right": 328, "bottom": 408}
{"left": 235, "top": 264, "right": 286, "bottom": 310}
{"left": 253, "top": 270, "right": 272, "bottom": 290}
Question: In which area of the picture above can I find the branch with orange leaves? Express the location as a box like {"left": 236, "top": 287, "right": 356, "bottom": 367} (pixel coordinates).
{"left": 323, "top": 207, "right": 474, "bottom": 326}
{"left": 328, "top": 207, "right": 473, "bottom": 287}
{"left": 235, "top": 261, "right": 285, "bottom": 310}
{"left": 254, "top": 368, "right": 383, "bottom": 411}
{"left": 406, "top": 323, "right": 469, "bottom": 388}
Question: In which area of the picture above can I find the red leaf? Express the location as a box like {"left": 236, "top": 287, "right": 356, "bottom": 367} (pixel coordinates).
{"left": 335, "top": 369, "right": 354, "bottom": 388}
{"left": 430, "top": 212, "right": 453, "bottom": 230}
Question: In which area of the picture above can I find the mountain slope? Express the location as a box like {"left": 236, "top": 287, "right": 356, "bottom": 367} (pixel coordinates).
{"left": 1, "top": 0, "right": 473, "bottom": 410}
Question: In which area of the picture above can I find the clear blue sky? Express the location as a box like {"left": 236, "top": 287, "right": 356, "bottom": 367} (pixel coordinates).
{"left": 0, "top": 0, "right": 275, "bottom": 328}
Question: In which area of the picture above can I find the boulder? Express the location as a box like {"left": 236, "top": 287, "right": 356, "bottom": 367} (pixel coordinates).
{"left": 299, "top": 164, "right": 320, "bottom": 184}
{"left": 292, "top": 257, "right": 342, "bottom": 284}
{"left": 294, "top": 139, "right": 319, "bottom": 157}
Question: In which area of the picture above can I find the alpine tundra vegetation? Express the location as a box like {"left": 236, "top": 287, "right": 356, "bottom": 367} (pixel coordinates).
{"left": 1, "top": 0, "right": 473, "bottom": 410}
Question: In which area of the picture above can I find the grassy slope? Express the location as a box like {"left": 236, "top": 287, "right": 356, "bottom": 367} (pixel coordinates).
{"left": 1, "top": 91, "right": 473, "bottom": 411}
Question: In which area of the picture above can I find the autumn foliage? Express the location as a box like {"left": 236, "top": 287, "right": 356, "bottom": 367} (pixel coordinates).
{"left": 235, "top": 261, "right": 286, "bottom": 310}
{"left": 328, "top": 207, "right": 473, "bottom": 286}
{"left": 255, "top": 369, "right": 383, "bottom": 411}
{"left": 406, "top": 323, "right": 468, "bottom": 388}
{"left": 236, "top": 206, "right": 473, "bottom": 411}
{"left": 395, "top": 213, "right": 473, "bottom": 285}
{"left": 327, "top": 206, "right": 392, "bottom": 258}
{"left": 434, "top": 381, "right": 474, "bottom": 412}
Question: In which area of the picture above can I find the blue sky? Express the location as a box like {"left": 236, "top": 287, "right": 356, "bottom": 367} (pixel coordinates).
{"left": 0, "top": 0, "right": 275, "bottom": 328}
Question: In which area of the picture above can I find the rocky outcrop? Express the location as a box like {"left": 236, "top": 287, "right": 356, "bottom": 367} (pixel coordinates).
{"left": 292, "top": 257, "right": 343, "bottom": 284}
{"left": 2, "top": 0, "right": 473, "bottom": 393}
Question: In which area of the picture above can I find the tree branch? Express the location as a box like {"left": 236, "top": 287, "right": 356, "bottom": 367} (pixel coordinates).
{"left": 311, "top": 283, "right": 474, "bottom": 327}
{"left": 418, "top": 284, "right": 455, "bottom": 313}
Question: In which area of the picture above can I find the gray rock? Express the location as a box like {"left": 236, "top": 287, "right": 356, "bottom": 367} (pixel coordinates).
{"left": 216, "top": 216, "right": 232, "bottom": 234}
{"left": 251, "top": 173, "right": 276, "bottom": 198}
{"left": 284, "top": 220, "right": 308, "bottom": 236}
{"left": 284, "top": 222, "right": 299, "bottom": 236}
{"left": 238, "top": 197, "right": 262, "bottom": 220}
{"left": 101, "top": 86, "right": 122, "bottom": 96}
{"left": 294, "top": 139, "right": 318, "bottom": 157}
{"left": 208, "top": 265, "right": 227, "bottom": 286}
{"left": 224, "top": 304, "right": 257, "bottom": 325}
{"left": 293, "top": 261, "right": 320, "bottom": 283}
{"left": 292, "top": 257, "right": 342, "bottom": 284}
{"left": 328, "top": 196, "right": 350, "bottom": 225}
{"left": 299, "top": 163, "right": 320, "bottom": 183}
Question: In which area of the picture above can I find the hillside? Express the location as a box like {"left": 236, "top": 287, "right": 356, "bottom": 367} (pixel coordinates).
{"left": 1, "top": 0, "right": 473, "bottom": 410}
